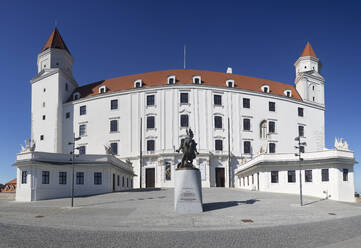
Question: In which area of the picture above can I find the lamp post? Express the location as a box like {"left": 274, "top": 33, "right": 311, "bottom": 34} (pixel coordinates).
{"left": 294, "top": 136, "right": 306, "bottom": 206}
{"left": 68, "top": 134, "right": 81, "bottom": 208}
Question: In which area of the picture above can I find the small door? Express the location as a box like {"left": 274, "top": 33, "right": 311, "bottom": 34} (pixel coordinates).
{"left": 146, "top": 168, "right": 155, "bottom": 188}
{"left": 112, "top": 174, "right": 115, "bottom": 191}
{"left": 216, "top": 168, "right": 225, "bottom": 187}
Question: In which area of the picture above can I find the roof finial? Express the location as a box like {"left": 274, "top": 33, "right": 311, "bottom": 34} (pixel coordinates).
{"left": 54, "top": 20, "right": 58, "bottom": 29}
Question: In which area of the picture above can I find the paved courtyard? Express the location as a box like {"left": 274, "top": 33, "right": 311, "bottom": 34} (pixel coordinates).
{"left": 1, "top": 189, "right": 361, "bottom": 247}
{"left": 0, "top": 188, "right": 360, "bottom": 231}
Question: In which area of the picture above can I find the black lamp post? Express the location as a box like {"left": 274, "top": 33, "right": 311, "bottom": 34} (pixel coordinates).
{"left": 295, "top": 136, "right": 306, "bottom": 206}
{"left": 68, "top": 134, "right": 81, "bottom": 208}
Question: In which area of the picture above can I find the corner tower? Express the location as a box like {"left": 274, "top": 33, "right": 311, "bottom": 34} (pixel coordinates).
{"left": 30, "top": 28, "right": 78, "bottom": 153}
{"left": 294, "top": 42, "right": 325, "bottom": 106}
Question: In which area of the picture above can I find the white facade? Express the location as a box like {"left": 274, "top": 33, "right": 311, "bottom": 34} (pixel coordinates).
{"left": 14, "top": 29, "right": 357, "bottom": 202}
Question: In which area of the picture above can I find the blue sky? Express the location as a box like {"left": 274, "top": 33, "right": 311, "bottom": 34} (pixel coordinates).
{"left": 0, "top": 0, "right": 360, "bottom": 191}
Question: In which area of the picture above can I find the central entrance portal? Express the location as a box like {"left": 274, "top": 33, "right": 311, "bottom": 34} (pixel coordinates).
{"left": 146, "top": 168, "right": 155, "bottom": 188}
{"left": 216, "top": 168, "right": 225, "bottom": 187}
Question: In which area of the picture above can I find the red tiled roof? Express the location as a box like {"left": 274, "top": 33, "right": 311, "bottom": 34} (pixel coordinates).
{"left": 42, "top": 28, "right": 71, "bottom": 55}
{"left": 301, "top": 42, "right": 317, "bottom": 58}
{"left": 69, "top": 69, "right": 302, "bottom": 102}
{"left": 5, "top": 179, "right": 16, "bottom": 185}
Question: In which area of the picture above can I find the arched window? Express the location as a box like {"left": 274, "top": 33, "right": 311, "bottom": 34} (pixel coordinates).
{"left": 260, "top": 120, "right": 267, "bottom": 139}
{"left": 261, "top": 85, "right": 270, "bottom": 93}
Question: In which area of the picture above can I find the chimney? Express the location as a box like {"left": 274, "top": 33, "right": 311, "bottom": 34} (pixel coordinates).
{"left": 226, "top": 67, "right": 232, "bottom": 74}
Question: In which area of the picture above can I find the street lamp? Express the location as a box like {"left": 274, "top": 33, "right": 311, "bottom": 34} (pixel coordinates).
{"left": 68, "top": 134, "right": 81, "bottom": 208}
{"left": 294, "top": 136, "right": 306, "bottom": 206}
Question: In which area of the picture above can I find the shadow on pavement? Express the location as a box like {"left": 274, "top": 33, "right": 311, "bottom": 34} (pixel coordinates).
{"left": 303, "top": 198, "right": 326, "bottom": 206}
{"left": 203, "top": 199, "right": 259, "bottom": 212}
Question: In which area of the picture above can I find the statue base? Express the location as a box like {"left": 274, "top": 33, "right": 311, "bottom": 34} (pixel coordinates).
{"left": 174, "top": 167, "right": 203, "bottom": 214}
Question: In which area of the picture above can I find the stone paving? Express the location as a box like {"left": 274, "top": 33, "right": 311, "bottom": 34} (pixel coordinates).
{"left": 0, "top": 188, "right": 360, "bottom": 232}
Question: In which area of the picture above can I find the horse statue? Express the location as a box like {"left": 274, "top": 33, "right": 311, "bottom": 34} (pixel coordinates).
{"left": 176, "top": 128, "right": 199, "bottom": 168}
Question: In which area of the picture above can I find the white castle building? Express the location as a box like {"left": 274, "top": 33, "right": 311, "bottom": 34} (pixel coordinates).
{"left": 14, "top": 28, "right": 357, "bottom": 202}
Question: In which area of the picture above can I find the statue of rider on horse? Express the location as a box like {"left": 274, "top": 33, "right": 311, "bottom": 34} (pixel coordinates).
{"left": 176, "top": 128, "right": 199, "bottom": 168}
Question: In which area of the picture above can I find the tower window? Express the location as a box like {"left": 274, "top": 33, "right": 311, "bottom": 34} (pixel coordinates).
{"left": 313, "top": 97, "right": 315, "bottom": 101}
{"left": 269, "top": 102, "right": 276, "bottom": 112}
{"left": 147, "top": 140, "right": 155, "bottom": 151}
{"left": 111, "top": 99, "right": 118, "bottom": 110}
{"left": 110, "top": 143, "right": 118, "bottom": 155}
{"left": 180, "top": 114, "right": 189, "bottom": 127}
{"left": 110, "top": 120, "right": 118, "bottom": 132}
{"left": 147, "top": 116, "right": 155, "bottom": 129}
{"left": 42, "top": 115, "right": 46, "bottom": 120}
{"left": 243, "top": 98, "right": 250, "bottom": 108}
{"left": 147, "top": 95, "right": 155, "bottom": 106}
{"left": 215, "top": 139, "right": 223, "bottom": 151}
{"left": 42, "top": 102, "right": 46, "bottom": 108}
{"left": 40, "top": 135, "right": 44, "bottom": 141}
{"left": 214, "top": 94, "right": 222, "bottom": 105}
{"left": 298, "top": 107, "right": 304, "bottom": 117}
{"left": 268, "top": 121, "right": 275, "bottom": 133}
{"left": 244, "top": 141, "right": 251, "bottom": 154}
{"left": 243, "top": 118, "right": 250, "bottom": 131}
{"left": 79, "top": 124, "right": 87, "bottom": 137}
{"left": 43, "top": 88, "right": 46, "bottom": 92}
{"left": 65, "top": 83, "right": 68, "bottom": 91}
{"left": 269, "top": 143, "right": 276, "bottom": 153}
{"left": 66, "top": 112, "right": 70, "bottom": 119}
{"left": 80, "top": 105, "right": 86, "bottom": 115}
{"left": 21, "top": 171, "right": 27, "bottom": 184}
{"left": 214, "top": 116, "right": 222, "bottom": 129}
{"left": 343, "top": 169, "right": 348, "bottom": 181}
{"left": 180, "top": 92, "right": 189, "bottom": 104}
{"left": 312, "top": 86, "right": 315, "bottom": 91}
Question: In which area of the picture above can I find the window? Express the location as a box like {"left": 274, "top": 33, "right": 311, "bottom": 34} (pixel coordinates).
{"left": 262, "top": 85, "right": 270, "bottom": 93}
{"left": 42, "top": 102, "right": 45, "bottom": 108}
{"left": 42, "top": 171, "right": 50, "bottom": 184}
{"left": 180, "top": 114, "right": 189, "bottom": 127}
{"left": 226, "top": 79, "right": 234, "bottom": 88}
{"left": 43, "top": 88, "right": 46, "bottom": 93}
{"left": 215, "top": 140, "right": 223, "bottom": 151}
{"left": 321, "top": 169, "right": 329, "bottom": 182}
{"left": 180, "top": 92, "right": 189, "bottom": 104}
{"left": 214, "top": 116, "right": 222, "bottom": 129}
{"left": 134, "top": 79, "right": 143, "bottom": 88}
{"left": 288, "top": 170, "right": 296, "bottom": 183}
{"left": 271, "top": 171, "right": 278, "bottom": 183}
{"left": 305, "top": 170, "right": 312, "bottom": 182}
{"left": 79, "top": 124, "right": 86, "bottom": 137}
{"left": 66, "top": 112, "right": 70, "bottom": 119}
{"left": 99, "top": 86, "right": 106, "bottom": 93}
{"left": 313, "top": 97, "right": 315, "bottom": 101}
{"left": 343, "top": 169, "right": 348, "bottom": 181}
{"left": 94, "top": 172, "right": 102, "bottom": 185}
{"left": 300, "top": 146, "right": 305, "bottom": 153}
{"left": 165, "top": 162, "right": 171, "bottom": 181}
{"left": 42, "top": 115, "right": 46, "bottom": 120}
{"left": 21, "top": 171, "right": 27, "bottom": 184}
{"left": 59, "top": 172, "right": 67, "bottom": 185}
{"left": 80, "top": 105, "right": 86, "bottom": 115}
{"left": 76, "top": 172, "right": 84, "bottom": 185}
{"left": 147, "top": 140, "right": 155, "bottom": 151}
{"left": 40, "top": 135, "right": 44, "bottom": 141}
{"left": 147, "top": 116, "right": 155, "bottom": 129}
{"left": 78, "top": 146, "right": 86, "bottom": 155}
{"left": 269, "top": 143, "right": 276, "bottom": 153}
{"left": 298, "top": 125, "right": 304, "bottom": 137}
{"left": 244, "top": 141, "right": 251, "bottom": 154}
{"left": 110, "top": 120, "right": 118, "bottom": 132}
{"left": 298, "top": 107, "right": 304, "bottom": 117}
{"left": 243, "top": 98, "right": 250, "bottom": 108}
{"left": 122, "top": 176, "right": 125, "bottom": 187}
{"left": 312, "top": 85, "right": 315, "bottom": 91}
{"left": 168, "top": 75, "right": 176, "bottom": 84}
{"left": 243, "top": 118, "right": 250, "bottom": 131}
{"left": 111, "top": 99, "right": 118, "bottom": 110}
{"left": 110, "top": 142, "right": 118, "bottom": 155}
{"left": 193, "top": 76, "right": 201, "bottom": 84}
{"left": 269, "top": 102, "right": 275, "bottom": 112}
{"left": 73, "top": 92, "right": 80, "bottom": 100}
{"left": 147, "top": 95, "right": 155, "bottom": 106}
{"left": 117, "top": 175, "right": 120, "bottom": 186}
{"left": 252, "top": 174, "right": 254, "bottom": 184}
{"left": 284, "top": 90, "right": 292, "bottom": 97}
{"left": 65, "top": 83, "right": 69, "bottom": 91}
{"left": 214, "top": 94, "right": 222, "bottom": 106}
{"left": 260, "top": 120, "right": 267, "bottom": 139}
{"left": 268, "top": 121, "right": 275, "bottom": 133}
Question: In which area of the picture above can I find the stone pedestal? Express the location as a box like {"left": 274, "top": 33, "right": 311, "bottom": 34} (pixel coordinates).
{"left": 174, "top": 167, "right": 203, "bottom": 214}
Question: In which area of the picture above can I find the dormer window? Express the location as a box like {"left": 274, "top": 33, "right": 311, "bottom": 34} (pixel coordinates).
{"left": 134, "top": 79, "right": 143, "bottom": 88}
{"left": 167, "top": 75, "right": 176, "bottom": 85}
{"left": 73, "top": 92, "right": 80, "bottom": 100}
{"left": 284, "top": 89, "right": 292, "bottom": 97}
{"left": 193, "top": 76, "right": 201, "bottom": 84}
{"left": 261, "top": 85, "right": 270, "bottom": 93}
{"left": 99, "top": 86, "right": 107, "bottom": 94}
{"left": 226, "top": 79, "right": 234, "bottom": 88}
